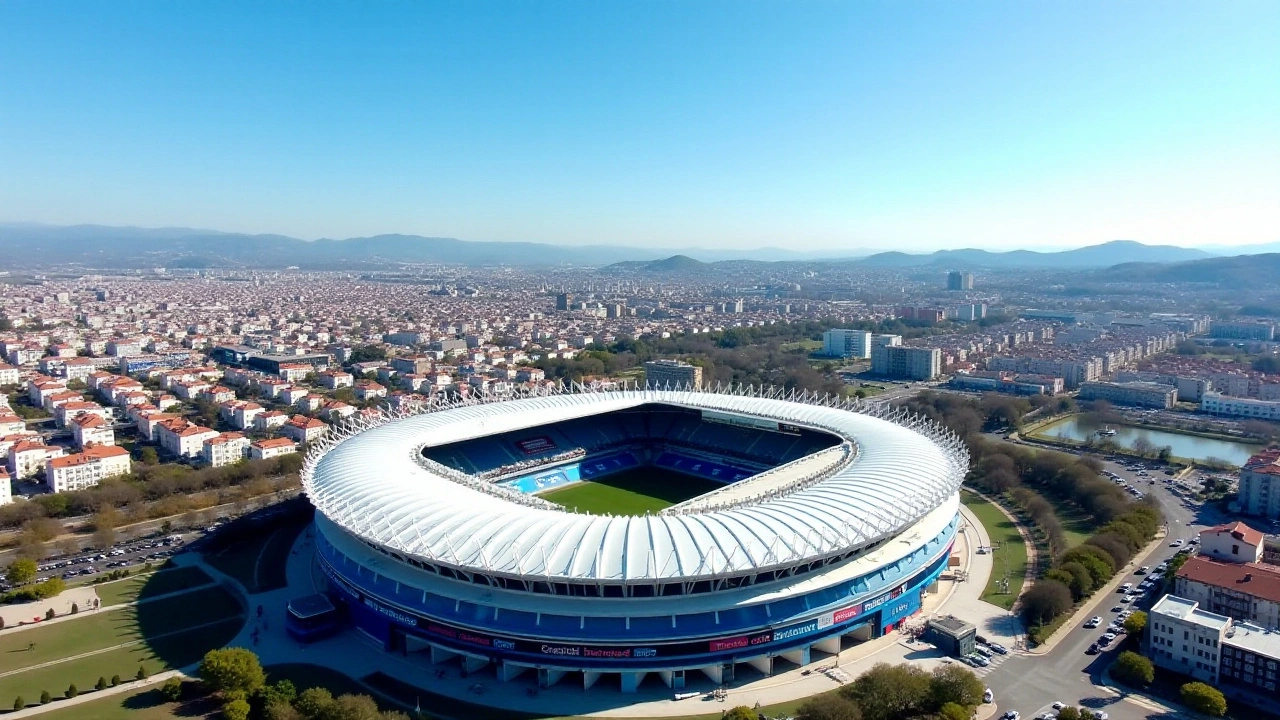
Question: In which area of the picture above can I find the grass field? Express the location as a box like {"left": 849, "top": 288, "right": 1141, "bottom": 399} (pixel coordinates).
{"left": 205, "top": 518, "right": 309, "bottom": 594}
{"left": 962, "top": 491, "right": 1029, "bottom": 610}
{"left": 540, "top": 468, "right": 723, "bottom": 515}
{"left": 0, "top": 586, "right": 244, "bottom": 703}
{"left": 34, "top": 685, "right": 221, "bottom": 720}
{"left": 94, "top": 566, "right": 216, "bottom": 607}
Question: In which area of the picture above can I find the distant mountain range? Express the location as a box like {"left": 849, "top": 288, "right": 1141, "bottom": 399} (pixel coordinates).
{"left": 1094, "top": 252, "right": 1280, "bottom": 288}
{"left": 0, "top": 222, "right": 1273, "bottom": 270}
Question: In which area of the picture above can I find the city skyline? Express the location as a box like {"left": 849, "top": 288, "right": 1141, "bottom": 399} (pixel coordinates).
{"left": 2, "top": 2, "right": 1277, "bottom": 251}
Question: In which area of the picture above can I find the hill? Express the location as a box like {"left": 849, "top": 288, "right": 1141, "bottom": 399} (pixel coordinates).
{"left": 856, "top": 240, "right": 1211, "bottom": 269}
{"left": 1095, "top": 253, "right": 1280, "bottom": 288}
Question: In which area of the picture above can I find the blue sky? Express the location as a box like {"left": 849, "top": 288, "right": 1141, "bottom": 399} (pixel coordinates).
{"left": 1, "top": 2, "right": 1277, "bottom": 251}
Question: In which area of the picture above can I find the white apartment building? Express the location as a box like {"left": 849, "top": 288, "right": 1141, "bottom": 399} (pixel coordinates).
{"left": 0, "top": 411, "right": 25, "bottom": 436}
{"left": 871, "top": 345, "right": 942, "bottom": 381}
{"left": 45, "top": 445, "right": 131, "bottom": 493}
{"left": 71, "top": 414, "right": 115, "bottom": 449}
{"left": 1199, "top": 522, "right": 1264, "bottom": 564}
{"left": 0, "top": 470, "right": 11, "bottom": 506}
{"left": 282, "top": 415, "right": 328, "bottom": 444}
{"left": 1148, "top": 594, "right": 1231, "bottom": 684}
{"left": 0, "top": 363, "right": 21, "bottom": 387}
{"left": 318, "top": 371, "right": 354, "bottom": 390}
{"left": 250, "top": 437, "right": 297, "bottom": 460}
{"left": 201, "top": 432, "right": 250, "bottom": 467}
{"left": 1202, "top": 393, "right": 1280, "bottom": 422}
{"left": 1238, "top": 449, "right": 1280, "bottom": 520}
{"left": 8, "top": 440, "right": 64, "bottom": 480}
{"left": 156, "top": 420, "right": 219, "bottom": 459}
{"left": 822, "top": 329, "right": 872, "bottom": 359}
{"left": 1175, "top": 556, "right": 1280, "bottom": 631}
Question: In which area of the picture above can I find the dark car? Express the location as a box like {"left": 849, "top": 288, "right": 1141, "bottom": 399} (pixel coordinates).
{"left": 1086, "top": 643, "right": 1100, "bottom": 655}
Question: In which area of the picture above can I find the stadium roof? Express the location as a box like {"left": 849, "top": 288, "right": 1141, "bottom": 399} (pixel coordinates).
{"left": 303, "top": 388, "right": 966, "bottom": 584}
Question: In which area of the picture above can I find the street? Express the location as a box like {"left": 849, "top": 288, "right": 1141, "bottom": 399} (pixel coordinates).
{"left": 980, "top": 453, "right": 1228, "bottom": 720}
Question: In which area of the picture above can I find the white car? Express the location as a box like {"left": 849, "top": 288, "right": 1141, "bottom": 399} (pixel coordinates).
{"left": 984, "top": 689, "right": 995, "bottom": 704}
{"left": 1170, "top": 539, "right": 1184, "bottom": 547}
{"left": 1084, "top": 616, "right": 1102, "bottom": 628}
{"left": 1052, "top": 702, "right": 1066, "bottom": 710}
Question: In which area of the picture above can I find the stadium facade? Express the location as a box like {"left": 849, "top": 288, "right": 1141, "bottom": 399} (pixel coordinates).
{"left": 300, "top": 387, "right": 967, "bottom": 692}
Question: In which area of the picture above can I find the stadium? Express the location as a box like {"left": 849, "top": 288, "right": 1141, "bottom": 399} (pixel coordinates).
{"left": 298, "top": 387, "right": 967, "bottom": 693}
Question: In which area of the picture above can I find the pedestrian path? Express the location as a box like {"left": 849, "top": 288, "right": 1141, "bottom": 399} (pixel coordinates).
{"left": 0, "top": 616, "right": 240, "bottom": 678}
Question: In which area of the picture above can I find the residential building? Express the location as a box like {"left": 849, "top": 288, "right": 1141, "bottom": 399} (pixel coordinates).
{"left": 202, "top": 432, "right": 250, "bottom": 467}
{"left": 0, "top": 411, "right": 24, "bottom": 436}
{"left": 276, "top": 363, "right": 312, "bottom": 383}
{"left": 946, "top": 271, "right": 974, "bottom": 291}
{"left": 353, "top": 381, "right": 387, "bottom": 401}
{"left": 156, "top": 419, "right": 219, "bottom": 459}
{"left": 8, "top": 440, "right": 64, "bottom": 480}
{"left": 233, "top": 402, "right": 265, "bottom": 430}
{"left": 390, "top": 357, "right": 434, "bottom": 375}
{"left": 1202, "top": 393, "right": 1280, "bottom": 422}
{"left": 282, "top": 415, "right": 328, "bottom": 444}
{"left": 71, "top": 413, "right": 115, "bottom": 449}
{"left": 0, "top": 363, "right": 20, "bottom": 387}
{"left": 45, "top": 444, "right": 131, "bottom": 493}
{"left": 1176, "top": 556, "right": 1280, "bottom": 630}
{"left": 643, "top": 359, "right": 704, "bottom": 389}
{"left": 1221, "top": 622, "right": 1280, "bottom": 700}
{"left": 1239, "top": 449, "right": 1280, "bottom": 520}
{"left": 317, "top": 371, "right": 354, "bottom": 390}
{"left": 1200, "top": 522, "right": 1264, "bottom": 563}
{"left": 253, "top": 410, "right": 289, "bottom": 432}
{"left": 1211, "top": 321, "right": 1275, "bottom": 341}
{"left": 871, "top": 345, "right": 942, "bottom": 381}
{"left": 555, "top": 293, "right": 572, "bottom": 311}
{"left": 822, "top": 329, "right": 872, "bottom": 359}
{"left": 1147, "top": 594, "right": 1230, "bottom": 684}
{"left": 1078, "top": 381, "right": 1177, "bottom": 409}
{"left": 250, "top": 437, "right": 297, "bottom": 460}
{"left": 0, "top": 469, "right": 10, "bottom": 505}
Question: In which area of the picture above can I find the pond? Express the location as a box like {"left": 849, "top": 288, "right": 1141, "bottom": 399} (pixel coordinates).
{"left": 1033, "top": 415, "right": 1263, "bottom": 466}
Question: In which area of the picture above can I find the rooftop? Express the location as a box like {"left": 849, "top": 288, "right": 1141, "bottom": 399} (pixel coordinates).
{"left": 1151, "top": 593, "right": 1232, "bottom": 631}
{"left": 1226, "top": 622, "right": 1280, "bottom": 660}
{"left": 1178, "top": 556, "right": 1280, "bottom": 604}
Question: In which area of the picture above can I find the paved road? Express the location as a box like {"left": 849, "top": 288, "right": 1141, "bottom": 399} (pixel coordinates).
{"left": 981, "top": 454, "right": 1228, "bottom": 720}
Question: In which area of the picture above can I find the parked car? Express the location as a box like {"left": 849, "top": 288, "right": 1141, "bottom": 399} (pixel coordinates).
{"left": 984, "top": 689, "right": 994, "bottom": 704}
{"left": 1084, "top": 616, "right": 1102, "bottom": 629}
{"left": 988, "top": 642, "right": 1009, "bottom": 655}
{"left": 1086, "top": 643, "right": 1100, "bottom": 655}
{"left": 1136, "top": 566, "right": 1149, "bottom": 574}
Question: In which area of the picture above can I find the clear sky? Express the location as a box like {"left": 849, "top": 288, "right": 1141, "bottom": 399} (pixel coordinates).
{"left": 1, "top": 2, "right": 1277, "bottom": 252}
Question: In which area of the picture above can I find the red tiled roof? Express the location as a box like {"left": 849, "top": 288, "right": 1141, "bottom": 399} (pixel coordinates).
{"left": 1178, "top": 555, "right": 1280, "bottom": 605}
{"left": 1201, "top": 521, "right": 1264, "bottom": 548}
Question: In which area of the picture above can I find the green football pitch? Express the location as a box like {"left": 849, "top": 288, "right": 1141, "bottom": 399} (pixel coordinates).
{"left": 539, "top": 467, "right": 724, "bottom": 515}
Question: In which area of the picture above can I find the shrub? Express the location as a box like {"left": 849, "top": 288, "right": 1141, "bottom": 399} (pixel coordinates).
{"left": 40, "top": 690, "right": 51, "bottom": 704}
{"left": 797, "top": 694, "right": 863, "bottom": 720}
{"left": 1057, "top": 707, "right": 1080, "bottom": 720}
{"left": 723, "top": 708, "right": 758, "bottom": 720}
{"left": 939, "top": 703, "right": 969, "bottom": 720}
{"left": 1123, "top": 610, "right": 1147, "bottom": 636}
{"left": 162, "top": 677, "right": 183, "bottom": 702}
{"left": 223, "top": 697, "right": 251, "bottom": 720}
{"left": 13, "top": 696, "right": 25, "bottom": 711}
{"left": 1111, "top": 651, "right": 1155, "bottom": 686}
{"left": 96, "top": 676, "right": 108, "bottom": 691}
{"left": 1180, "top": 682, "right": 1226, "bottom": 717}
{"left": 136, "top": 665, "right": 147, "bottom": 681}
{"left": 111, "top": 674, "right": 121, "bottom": 686}
{"left": 65, "top": 684, "right": 77, "bottom": 699}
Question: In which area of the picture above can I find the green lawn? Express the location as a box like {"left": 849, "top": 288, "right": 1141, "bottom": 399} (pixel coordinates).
{"left": 540, "top": 468, "right": 723, "bottom": 515}
{"left": 94, "top": 566, "right": 216, "bottom": 607}
{"left": 0, "top": 586, "right": 244, "bottom": 703}
{"left": 34, "top": 685, "right": 221, "bottom": 720}
{"left": 204, "top": 518, "right": 309, "bottom": 594}
{"left": 962, "top": 491, "right": 1029, "bottom": 610}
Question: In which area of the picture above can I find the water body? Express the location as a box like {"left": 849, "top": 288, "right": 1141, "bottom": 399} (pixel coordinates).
{"left": 1035, "top": 415, "right": 1262, "bottom": 466}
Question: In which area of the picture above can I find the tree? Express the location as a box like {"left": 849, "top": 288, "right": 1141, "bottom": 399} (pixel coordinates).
{"left": 1057, "top": 708, "right": 1080, "bottom": 720}
{"left": 136, "top": 665, "right": 148, "bottom": 681}
{"left": 723, "top": 708, "right": 758, "bottom": 720}
{"left": 161, "top": 677, "right": 183, "bottom": 701}
{"left": 96, "top": 676, "right": 108, "bottom": 691}
{"left": 198, "top": 648, "right": 265, "bottom": 695}
{"left": 294, "top": 687, "right": 334, "bottom": 719}
{"left": 223, "top": 697, "right": 251, "bottom": 720}
{"left": 328, "top": 694, "right": 382, "bottom": 720}
{"left": 65, "top": 684, "right": 77, "bottom": 699}
{"left": 797, "top": 694, "right": 863, "bottom": 720}
{"left": 939, "top": 703, "right": 970, "bottom": 720}
{"left": 930, "top": 664, "right": 985, "bottom": 709}
{"left": 265, "top": 702, "right": 306, "bottom": 720}
{"left": 1111, "top": 651, "right": 1155, "bottom": 686}
{"left": 1021, "top": 579, "right": 1073, "bottom": 625}
{"left": 111, "top": 675, "right": 121, "bottom": 686}
{"left": 1123, "top": 610, "right": 1147, "bottom": 636}
{"left": 843, "top": 663, "right": 933, "bottom": 720}
{"left": 1180, "top": 682, "right": 1226, "bottom": 717}
{"left": 40, "top": 690, "right": 51, "bottom": 704}
{"left": 13, "top": 697, "right": 24, "bottom": 711}
{"left": 6, "top": 557, "right": 37, "bottom": 585}
{"left": 139, "top": 446, "right": 159, "bottom": 465}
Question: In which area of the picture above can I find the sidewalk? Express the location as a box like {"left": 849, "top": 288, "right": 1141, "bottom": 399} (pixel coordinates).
{"left": 2, "top": 671, "right": 186, "bottom": 719}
